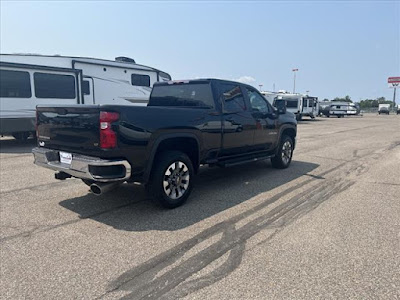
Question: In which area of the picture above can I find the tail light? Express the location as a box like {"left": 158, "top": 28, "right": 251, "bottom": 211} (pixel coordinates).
{"left": 99, "top": 111, "right": 119, "bottom": 149}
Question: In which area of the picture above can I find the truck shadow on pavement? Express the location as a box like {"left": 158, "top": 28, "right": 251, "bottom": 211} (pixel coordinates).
{"left": 59, "top": 160, "right": 319, "bottom": 232}
{"left": 60, "top": 160, "right": 358, "bottom": 299}
{"left": 0, "top": 138, "right": 36, "bottom": 154}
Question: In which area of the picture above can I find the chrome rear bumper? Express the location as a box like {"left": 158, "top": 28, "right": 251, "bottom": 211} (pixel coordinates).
{"left": 32, "top": 147, "right": 131, "bottom": 182}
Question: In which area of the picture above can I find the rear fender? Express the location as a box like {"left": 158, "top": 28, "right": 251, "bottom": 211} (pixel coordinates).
{"left": 143, "top": 133, "right": 201, "bottom": 183}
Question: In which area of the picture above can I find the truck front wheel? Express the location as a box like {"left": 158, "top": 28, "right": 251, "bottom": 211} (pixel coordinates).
{"left": 147, "top": 151, "right": 194, "bottom": 209}
{"left": 271, "top": 135, "right": 294, "bottom": 169}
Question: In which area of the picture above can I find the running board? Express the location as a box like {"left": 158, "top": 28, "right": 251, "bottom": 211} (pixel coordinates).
{"left": 217, "top": 154, "right": 274, "bottom": 167}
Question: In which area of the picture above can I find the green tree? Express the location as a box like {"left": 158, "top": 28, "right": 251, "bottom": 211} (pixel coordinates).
{"left": 359, "top": 97, "right": 392, "bottom": 109}
{"left": 332, "top": 95, "right": 352, "bottom": 103}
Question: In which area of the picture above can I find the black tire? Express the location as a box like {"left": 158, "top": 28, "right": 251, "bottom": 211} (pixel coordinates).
{"left": 147, "top": 151, "right": 194, "bottom": 209}
{"left": 271, "top": 135, "right": 294, "bottom": 169}
{"left": 12, "top": 132, "right": 30, "bottom": 141}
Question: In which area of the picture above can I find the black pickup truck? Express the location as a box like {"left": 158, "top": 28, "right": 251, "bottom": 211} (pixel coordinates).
{"left": 33, "top": 79, "right": 297, "bottom": 208}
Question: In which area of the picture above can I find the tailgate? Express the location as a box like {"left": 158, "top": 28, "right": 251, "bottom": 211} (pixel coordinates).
{"left": 36, "top": 106, "right": 100, "bottom": 151}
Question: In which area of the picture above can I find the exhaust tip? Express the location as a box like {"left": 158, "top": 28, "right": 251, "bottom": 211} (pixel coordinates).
{"left": 90, "top": 184, "right": 102, "bottom": 196}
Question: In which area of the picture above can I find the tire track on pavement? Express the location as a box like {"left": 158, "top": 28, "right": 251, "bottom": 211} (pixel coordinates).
{"left": 104, "top": 142, "right": 399, "bottom": 300}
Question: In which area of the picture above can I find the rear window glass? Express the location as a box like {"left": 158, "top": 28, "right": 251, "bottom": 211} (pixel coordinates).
{"left": 132, "top": 74, "right": 150, "bottom": 87}
{"left": 0, "top": 69, "right": 31, "bottom": 98}
{"left": 150, "top": 83, "right": 214, "bottom": 108}
{"left": 34, "top": 73, "right": 76, "bottom": 99}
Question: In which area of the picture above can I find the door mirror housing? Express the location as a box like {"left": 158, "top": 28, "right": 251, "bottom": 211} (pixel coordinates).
{"left": 275, "top": 101, "right": 287, "bottom": 114}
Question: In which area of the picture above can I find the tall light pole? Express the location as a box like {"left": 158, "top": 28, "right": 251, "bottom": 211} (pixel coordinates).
{"left": 259, "top": 84, "right": 263, "bottom": 92}
{"left": 292, "top": 68, "right": 298, "bottom": 93}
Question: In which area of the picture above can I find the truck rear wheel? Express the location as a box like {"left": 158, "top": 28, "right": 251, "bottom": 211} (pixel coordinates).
{"left": 271, "top": 135, "right": 294, "bottom": 169}
{"left": 147, "top": 151, "right": 194, "bottom": 209}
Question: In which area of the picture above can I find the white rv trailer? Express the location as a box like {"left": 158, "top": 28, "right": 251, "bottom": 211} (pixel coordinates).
{"left": 301, "top": 95, "right": 319, "bottom": 119}
{"left": 329, "top": 102, "right": 357, "bottom": 117}
{"left": 0, "top": 54, "right": 171, "bottom": 139}
{"left": 261, "top": 91, "right": 318, "bottom": 120}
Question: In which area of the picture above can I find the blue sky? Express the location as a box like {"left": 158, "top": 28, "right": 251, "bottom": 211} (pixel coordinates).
{"left": 1, "top": 1, "right": 399, "bottom": 101}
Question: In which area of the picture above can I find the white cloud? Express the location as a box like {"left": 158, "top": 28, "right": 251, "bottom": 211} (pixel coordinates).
{"left": 233, "top": 76, "right": 256, "bottom": 84}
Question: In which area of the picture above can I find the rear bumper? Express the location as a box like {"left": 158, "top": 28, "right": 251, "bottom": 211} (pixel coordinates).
{"left": 32, "top": 147, "right": 131, "bottom": 182}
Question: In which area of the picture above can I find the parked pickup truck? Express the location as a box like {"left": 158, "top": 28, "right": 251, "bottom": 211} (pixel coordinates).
{"left": 33, "top": 79, "right": 297, "bottom": 208}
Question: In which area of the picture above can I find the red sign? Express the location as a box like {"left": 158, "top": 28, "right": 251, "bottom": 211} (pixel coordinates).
{"left": 388, "top": 77, "right": 400, "bottom": 83}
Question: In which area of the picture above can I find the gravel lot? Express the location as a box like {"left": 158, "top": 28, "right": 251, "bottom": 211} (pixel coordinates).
{"left": 1, "top": 114, "right": 399, "bottom": 300}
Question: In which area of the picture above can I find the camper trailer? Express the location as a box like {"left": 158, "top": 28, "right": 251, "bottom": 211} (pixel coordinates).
{"left": 0, "top": 54, "right": 171, "bottom": 140}
{"left": 262, "top": 91, "right": 303, "bottom": 120}
{"left": 329, "top": 102, "right": 358, "bottom": 117}
{"left": 261, "top": 91, "right": 318, "bottom": 120}
{"left": 301, "top": 95, "right": 319, "bottom": 119}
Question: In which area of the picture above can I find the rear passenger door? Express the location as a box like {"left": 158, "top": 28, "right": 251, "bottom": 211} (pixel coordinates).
{"left": 217, "top": 82, "right": 256, "bottom": 157}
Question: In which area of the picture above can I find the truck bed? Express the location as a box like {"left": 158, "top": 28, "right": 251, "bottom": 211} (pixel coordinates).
{"left": 36, "top": 104, "right": 219, "bottom": 175}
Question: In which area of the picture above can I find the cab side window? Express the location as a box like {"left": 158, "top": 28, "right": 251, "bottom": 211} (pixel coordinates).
{"left": 218, "top": 83, "right": 246, "bottom": 113}
{"left": 246, "top": 88, "right": 270, "bottom": 113}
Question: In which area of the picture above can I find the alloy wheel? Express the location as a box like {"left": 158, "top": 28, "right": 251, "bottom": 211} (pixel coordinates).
{"left": 281, "top": 140, "right": 293, "bottom": 165}
{"left": 163, "top": 161, "right": 190, "bottom": 200}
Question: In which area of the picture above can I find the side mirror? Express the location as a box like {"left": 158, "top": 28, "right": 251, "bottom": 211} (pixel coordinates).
{"left": 275, "top": 101, "right": 287, "bottom": 114}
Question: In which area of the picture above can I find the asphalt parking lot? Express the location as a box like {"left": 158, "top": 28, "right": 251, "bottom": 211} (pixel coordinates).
{"left": 1, "top": 114, "right": 399, "bottom": 299}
